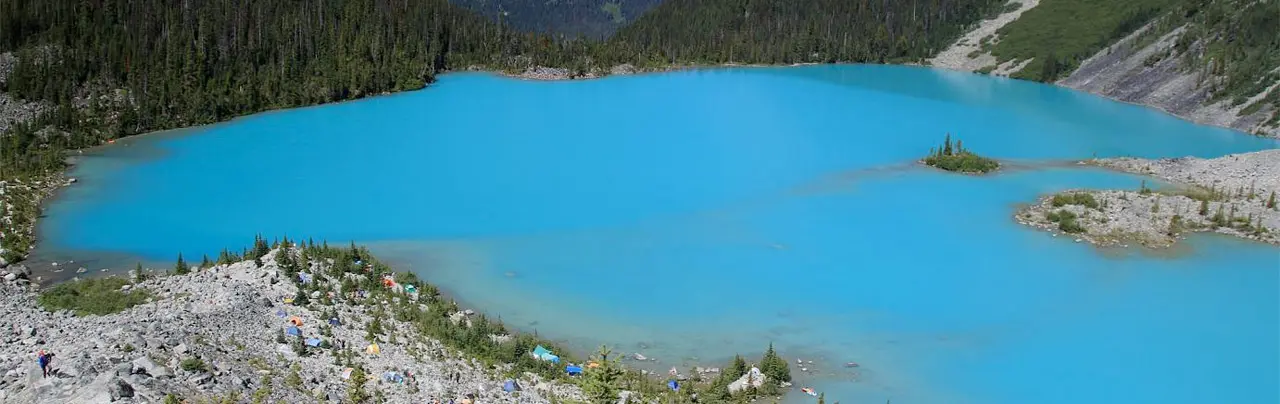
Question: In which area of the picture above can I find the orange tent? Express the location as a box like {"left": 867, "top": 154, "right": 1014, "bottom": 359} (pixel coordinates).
{"left": 289, "top": 316, "right": 303, "bottom": 326}
{"left": 586, "top": 362, "right": 601, "bottom": 369}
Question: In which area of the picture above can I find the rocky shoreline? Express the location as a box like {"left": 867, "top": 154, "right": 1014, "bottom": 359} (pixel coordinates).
{"left": 0, "top": 176, "right": 71, "bottom": 266}
{"left": 0, "top": 248, "right": 586, "bottom": 403}
{"left": 1016, "top": 150, "right": 1280, "bottom": 248}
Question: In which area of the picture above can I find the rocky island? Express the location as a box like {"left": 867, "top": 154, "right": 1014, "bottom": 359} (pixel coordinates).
{"left": 922, "top": 134, "right": 1000, "bottom": 174}
{"left": 1016, "top": 149, "right": 1280, "bottom": 248}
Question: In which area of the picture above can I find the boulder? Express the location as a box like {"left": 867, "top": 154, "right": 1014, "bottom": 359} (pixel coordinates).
{"left": 190, "top": 372, "right": 213, "bottom": 387}
{"left": 130, "top": 357, "right": 172, "bottom": 378}
{"left": 107, "top": 378, "right": 134, "bottom": 400}
{"left": 727, "top": 367, "right": 767, "bottom": 393}
{"left": 3, "top": 274, "right": 15, "bottom": 282}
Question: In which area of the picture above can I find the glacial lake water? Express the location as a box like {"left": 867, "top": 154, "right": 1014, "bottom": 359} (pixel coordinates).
{"left": 35, "top": 65, "right": 1280, "bottom": 403}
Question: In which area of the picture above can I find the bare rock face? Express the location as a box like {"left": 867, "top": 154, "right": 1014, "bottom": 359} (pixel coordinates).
{"left": 1060, "top": 24, "right": 1279, "bottom": 138}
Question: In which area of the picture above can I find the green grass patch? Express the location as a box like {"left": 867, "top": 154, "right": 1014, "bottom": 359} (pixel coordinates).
{"left": 37, "top": 277, "right": 152, "bottom": 316}
{"left": 990, "top": 0, "right": 1178, "bottom": 82}
{"left": 1051, "top": 192, "right": 1100, "bottom": 209}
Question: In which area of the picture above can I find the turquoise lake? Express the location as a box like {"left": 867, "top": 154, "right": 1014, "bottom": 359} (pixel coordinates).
{"left": 35, "top": 65, "right": 1280, "bottom": 403}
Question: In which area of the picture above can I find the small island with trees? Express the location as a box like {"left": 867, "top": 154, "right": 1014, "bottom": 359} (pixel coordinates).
{"left": 923, "top": 133, "right": 1000, "bottom": 174}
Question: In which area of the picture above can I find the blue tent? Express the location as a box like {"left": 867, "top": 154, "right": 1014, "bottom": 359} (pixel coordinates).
{"left": 503, "top": 380, "right": 521, "bottom": 392}
{"left": 668, "top": 380, "right": 679, "bottom": 391}
{"left": 275, "top": 309, "right": 287, "bottom": 318}
{"left": 305, "top": 338, "right": 322, "bottom": 347}
{"left": 565, "top": 365, "right": 583, "bottom": 376}
{"left": 286, "top": 326, "right": 301, "bottom": 337}
{"left": 328, "top": 317, "right": 340, "bottom": 326}
{"left": 298, "top": 273, "right": 313, "bottom": 284}
{"left": 531, "top": 345, "right": 560, "bottom": 363}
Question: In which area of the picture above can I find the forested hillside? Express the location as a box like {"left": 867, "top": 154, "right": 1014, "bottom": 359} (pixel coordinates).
{"left": 0, "top": 0, "right": 599, "bottom": 177}
{"left": 451, "top": 0, "right": 662, "bottom": 38}
{"left": 607, "top": 0, "right": 1004, "bottom": 65}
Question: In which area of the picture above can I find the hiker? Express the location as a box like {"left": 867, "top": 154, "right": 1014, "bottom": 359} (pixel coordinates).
{"left": 37, "top": 350, "right": 53, "bottom": 378}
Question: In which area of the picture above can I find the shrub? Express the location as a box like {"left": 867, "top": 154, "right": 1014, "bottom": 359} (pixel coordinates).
{"left": 1059, "top": 217, "right": 1086, "bottom": 234}
{"left": 180, "top": 357, "right": 208, "bottom": 373}
{"left": 1051, "top": 193, "right": 1099, "bottom": 209}
{"left": 38, "top": 277, "right": 152, "bottom": 316}
{"left": 1046, "top": 209, "right": 1077, "bottom": 222}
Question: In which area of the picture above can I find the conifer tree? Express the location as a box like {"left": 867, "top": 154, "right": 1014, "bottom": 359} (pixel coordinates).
{"left": 759, "top": 343, "right": 791, "bottom": 384}
{"left": 729, "top": 354, "right": 748, "bottom": 380}
{"left": 174, "top": 253, "right": 189, "bottom": 274}
{"left": 583, "top": 345, "right": 623, "bottom": 403}
{"left": 1268, "top": 191, "right": 1276, "bottom": 209}
{"left": 346, "top": 366, "right": 369, "bottom": 403}
{"left": 1199, "top": 199, "right": 1210, "bottom": 216}
{"left": 133, "top": 263, "right": 147, "bottom": 282}
{"left": 200, "top": 254, "right": 211, "bottom": 268}
{"left": 942, "top": 133, "right": 953, "bottom": 156}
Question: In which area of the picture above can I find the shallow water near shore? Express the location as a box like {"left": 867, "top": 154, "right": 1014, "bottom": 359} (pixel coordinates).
{"left": 35, "top": 65, "right": 1280, "bottom": 403}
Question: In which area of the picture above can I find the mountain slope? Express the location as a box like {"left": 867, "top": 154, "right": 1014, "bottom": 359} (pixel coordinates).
{"left": 450, "top": 0, "right": 662, "bottom": 38}
{"left": 930, "top": 0, "right": 1279, "bottom": 137}
{"left": 607, "top": 0, "right": 1005, "bottom": 65}
{"left": 1060, "top": 0, "right": 1279, "bottom": 136}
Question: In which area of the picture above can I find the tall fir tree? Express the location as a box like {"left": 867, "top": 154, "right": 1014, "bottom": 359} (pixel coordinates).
{"left": 174, "top": 253, "right": 189, "bottom": 275}
{"left": 583, "top": 345, "right": 624, "bottom": 402}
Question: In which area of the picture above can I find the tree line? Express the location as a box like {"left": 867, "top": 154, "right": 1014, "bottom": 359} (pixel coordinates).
{"left": 0, "top": 0, "right": 1007, "bottom": 179}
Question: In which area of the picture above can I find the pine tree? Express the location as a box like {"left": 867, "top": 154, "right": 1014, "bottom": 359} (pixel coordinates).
{"left": 818, "top": 392, "right": 826, "bottom": 404}
{"left": 729, "top": 354, "right": 748, "bottom": 380}
{"left": 583, "top": 345, "right": 623, "bottom": 403}
{"left": 1199, "top": 199, "right": 1209, "bottom": 216}
{"left": 1268, "top": 191, "right": 1276, "bottom": 209}
{"left": 218, "top": 248, "right": 234, "bottom": 265}
{"left": 200, "top": 254, "right": 211, "bottom": 268}
{"left": 251, "top": 234, "right": 270, "bottom": 260}
{"left": 942, "top": 133, "right": 953, "bottom": 156}
{"left": 346, "top": 366, "right": 369, "bottom": 403}
{"left": 174, "top": 253, "right": 189, "bottom": 274}
{"left": 759, "top": 343, "right": 791, "bottom": 384}
{"left": 133, "top": 263, "right": 147, "bottom": 283}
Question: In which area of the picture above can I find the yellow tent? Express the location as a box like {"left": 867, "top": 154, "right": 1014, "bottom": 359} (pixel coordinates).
{"left": 365, "top": 343, "right": 381, "bottom": 355}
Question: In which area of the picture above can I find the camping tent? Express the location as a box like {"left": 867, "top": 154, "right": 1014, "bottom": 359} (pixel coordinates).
{"left": 305, "top": 338, "right": 322, "bottom": 347}
{"left": 383, "top": 371, "right": 404, "bottom": 383}
{"left": 365, "top": 343, "right": 381, "bottom": 355}
{"left": 285, "top": 326, "right": 301, "bottom": 337}
{"left": 298, "top": 273, "right": 313, "bottom": 284}
{"left": 328, "top": 317, "right": 340, "bottom": 326}
{"left": 503, "top": 380, "right": 522, "bottom": 392}
{"left": 565, "top": 365, "right": 583, "bottom": 376}
{"left": 531, "top": 346, "right": 559, "bottom": 363}
{"left": 668, "top": 380, "right": 679, "bottom": 391}
{"left": 404, "top": 284, "right": 418, "bottom": 294}
{"left": 275, "top": 309, "right": 287, "bottom": 318}
{"left": 289, "top": 316, "right": 304, "bottom": 326}
{"left": 341, "top": 368, "right": 353, "bottom": 380}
